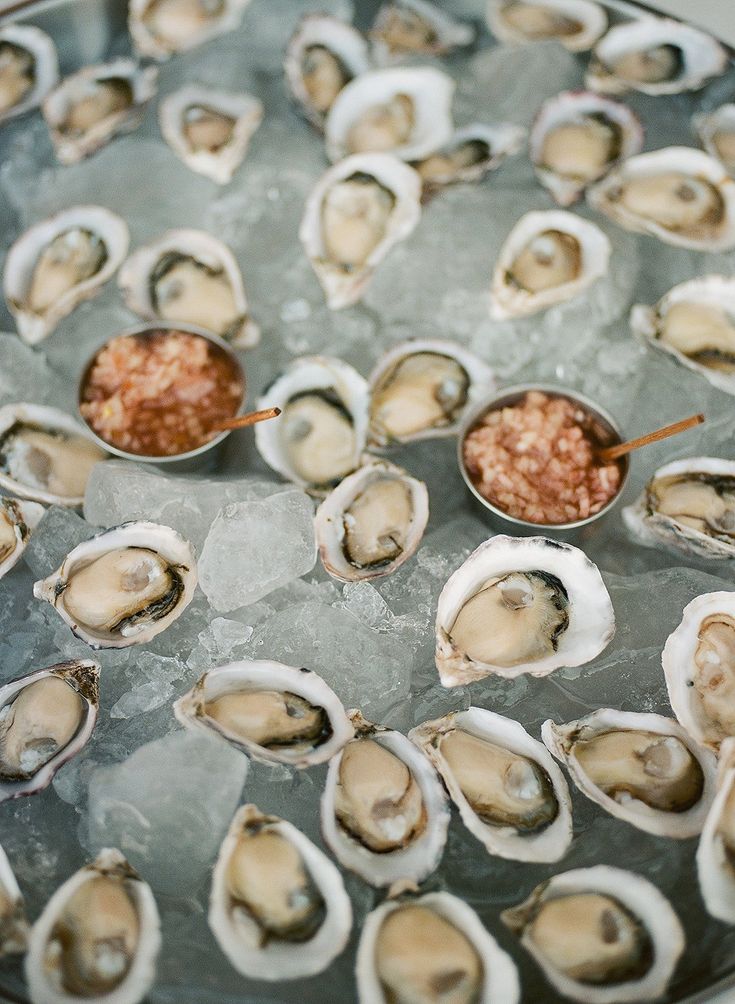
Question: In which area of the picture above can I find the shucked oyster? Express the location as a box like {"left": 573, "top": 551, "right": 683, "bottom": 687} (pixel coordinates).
{"left": 370, "top": 0, "right": 475, "bottom": 62}
{"left": 0, "top": 25, "right": 58, "bottom": 125}
{"left": 129, "top": 0, "right": 251, "bottom": 60}
{"left": 357, "top": 890, "right": 520, "bottom": 1004}
{"left": 209, "top": 804, "right": 352, "bottom": 980}
{"left": 34, "top": 521, "right": 197, "bottom": 649}
{"left": 410, "top": 707, "right": 573, "bottom": 863}
{"left": 0, "top": 495, "right": 43, "bottom": 581}
{"left": 435, "top": 535, "right": 614, "bottom": 686}
{"left": 695, "top": 104, "right": 735, "bottom": 177}
{"left": 413, "top": 122, "right": 525, "bottom": 192}
{"left": 25, "top": 848, "right": 161, "bottom": 1004}
{"left": 487, "top": 0, "right": 607, "bottom": 53}
{"left": 623, "top": 458, "right": 735, "bottom": 560}
{"left": 697, "top": 737, "right": 735, "bottom": 923}
{"left": 0, "top": 844, "right": 28, "bottom": 956}
{"left": 174, "top": 659, "right": 354, "bottom": 768}
{"left": 543, "top": 709, "right": 716, "bottom": 839}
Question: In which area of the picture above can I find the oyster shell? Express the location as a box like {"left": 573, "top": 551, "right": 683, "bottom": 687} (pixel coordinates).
{"left": 25, "top": 848, "right": 161, "bottom": 1004}
{"left": 356, "top": 890, "right": 520, "bottom": 1004}
{"left": 285, "top": 15, "right": 371, "bottom": 129}
{"left": 370, "top": 0, "right": 475, "bottom": 62}
{"left": 0, "top": 25, "right": 58, "bottom": 124}
{"left": 531, "top": 91, "right": 643, "bottom": 206}
{"left": 695, "top": 103, "right": 735, "bottom": 176}
{"left": 623, "top": 458, "right": 735, "bottom": 560}
{"left": 587, "top": 17, "right": 727, "bottom": 96}
{"left": 300, "top": 152, "right": 421, "bottom": 310}
{"left": 501, "top": 866, "right": 685, "bottom": 1003}
{"left": 325, "top": 66, "right": 454, "bottom": 164}
{"left": 321, "top": 710, "right": 450, "bottom": 886}
{"left": 487, "top": 0, "right": 607, "bottom": 53}
{"left": 0, "top": 660, "right": 99, "bottom": 804}
{"left": 159, "top": 84, "right": 262, "bottom": 184}
{"left": 435, "top": 535, "right": 614, "bottom": 686}
{"left": 0, "top": 844, "right": 28, "bottom": 956}
{"left": 209, "top": 803, "right": 352, "bottom": 980}
{"left": 697, "top": 737, "right": 735, "bottom": 923}
{"left": 368, "top": 339, "right": 495, "bottom": 447}
{"left": 543, "top": 709, "right": 716, "bottom": 838}
{"left": 413, "top": 122, "right": 525, "bottom": 191}
{"left": 410, "top": 707, "right": 573, "bottom": 863}
{"left": 118, "top": 228, "right": 259, "bottom": 347}
{"left": 315, "top": 460, "right": 428, "bottom": 582}
{"left": 0, "top": 495, "right": 44, "bottom": 581}
{"left": 129, "top": 0, "right": 251, "bottom": 60}
{"left": 4, "top": 205, "right": 129, "bottom": 345}
{"left": 490, "top": 209, "right": 611, "bottom": 320}
{"left": 42, "top": 59, "right": 158, "bottom": 165}
{"left": 662, "top": 591, "right": 735, "bottom": 752}
{"left": 173, "top": 659, "right": 354, "bottom": 768}
{"left": 255, "top": 355, "right": 369, "bottom": 495}
{"left": 0, "top": 403, "right": 107, "bottom": 507}
{"left": 587, "top": 147, "right": 735, "bottom": 252}
{"left": 34, "top": 521, "right": 197, "bottom": 649}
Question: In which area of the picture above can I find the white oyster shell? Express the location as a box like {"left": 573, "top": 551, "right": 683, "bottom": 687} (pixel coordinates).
{"left": 542, "top": 709, "right": 717, "bottom": 838}
{"left": 371, "top": 0, "right": 475, "bottom": 62}
{"left": 356, "top": 890, "right": 521, "bottom": 1004}
{"left": 129, "top": 0, "right": 252, "bottom": 60}
{"left": 587, "top": 17, "right": 727, "bottom": 96}
{"left": 33, "top": 520, "right": 198, "bottom": 649}
{"left": 410, "top": 707, "right": 573, "bottom": 862}
{"left": 321, "top": 710, "right": 450, "bottom": 886}
{"left": 414, "top": 121, "right": 525, "bottom": 190}
{"left": 25, "top": 848, "right": 161, "bottom": 1004}
{"left": 3, "top": 205, "right": 130, "bottom": 345}
{"left": 697, "top": 737, "right": 735, "bottom": 923}
{"left": 0, "top": 495, "right": 44, "bottom": 581}
{"left": 489, "top": 209, "right": 611, "bottom": 320}
{"left": 159, "top": 85, "right": 262, "bottom": 184}
{"left": 209, "top": 803, "right": 352, "bottom": 980}
{"left": 587, "top": 146, "right": 735, "bottom": 252}
{"left": 435, "top": 534, "right": 615, "bottom": 685}
{"left": 531, "top": 90, "right": 643, "bottom": 206}
{"left": 173, "top": 659, "right": 354, "bottom": 768}
{"left": 695, "top": 103, "right": 735, "bottom": 175}
{"left": 501, "top": 865, "right": 685, "bottom": 1003}
{"left": 0, "top": 25, "right": 58, "bottom": 124}
{"left": 0, "top": 844, "right": 27, "bottom": 956}
{"left": 300, "top": 152, "right": 421, "bottom": 310}
{"left": 315, "top": 460, "right": 428, "bottom": 582}
{"left": 487, "top": 0, "right": 606, "bottom": 53}
{"left": 118, "top": 228, "right": 259, "bottom": 348}
{"left": 325, "top": 66, "right": 454, "bottom": 164}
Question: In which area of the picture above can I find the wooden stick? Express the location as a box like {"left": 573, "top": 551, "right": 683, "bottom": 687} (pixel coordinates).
{"left": 211, "top": 407, "right": 281, "bottom": 432}
{"left": 598, "top": 413, "right": 705, "bottom": 464}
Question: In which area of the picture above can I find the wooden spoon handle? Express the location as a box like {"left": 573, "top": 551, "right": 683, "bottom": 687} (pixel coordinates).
{"left": 211, "top": 407, "right": 281, "bottom": 433}
{"left": 598, "top": 413, "right": 704, "bottom": 464}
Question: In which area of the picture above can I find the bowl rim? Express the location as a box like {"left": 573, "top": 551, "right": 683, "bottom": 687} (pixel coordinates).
{"left": 77, "top": 321, "right": 246, "bottom": 464}
{"left": 456, "top": 381, "right": 630, "bottom": 531}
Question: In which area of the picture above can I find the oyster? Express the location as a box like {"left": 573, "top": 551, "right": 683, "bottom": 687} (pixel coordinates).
{"left": 370, "top": 0, "right": 475, "bottom": 61}
{"left": 543, "top": 709, "right": 716, "bottom": 838}
{"left": 25, "top": 848, "right": 160, "bottom": 1004}
{"left": 285, "top": 15, "right": 371, "bottom": 129}
{"left": 321, "top": 710, "right": 450, "bottom": 886}
{"left": 662, "top": 591, "right": 735, "bottom": 752}
{"left": 118, "top": 228, "right": 259, "bottom": 347}
{"left": 129, "top": 0, "right": 251, "bottom": 60}
{"left": 490, "top": 209, "right": 611, "bottom": 320}
{"left": 34, "top": 521, "right": 197, "bottom": 649}
{"left": 0, "top": 660, "right": 99, "bottom": 804}
{"left": 0, "top": 403, "right": 107, "bottom": 506}
{"left": 435, "top": 535, "right": 614, "bottom": 686}
{"left": 410, "top": 707, "right": 573, "bottom": 862}
{"left": 697, "top": 737, "right": 735, "bottom": 923}
{"left": 325, "top": 66, "right": 454, "bottom": 164}
{"left": 209, "top": 804, "right": 352, "bottom": 980}
{"left": 487, "top": 0, "right": 607, "bottom": 52}
{"left": 42, "top": 59, "right": 158, "bottom": 165}
{"left": 159, "top": 85, "right": 263, "bottom": 184}
{"left": 368, "top": 340, "right": 495, "bottom": 447}
{"left": 4, "top": 205, "right": 129, "bottom": 345}
{"left": 631, "top": 275, "right": 735, "bottom": 396}
{"left": 502, "top": 866, "right": 685, "bottom": 1003}
{"left": 587, "top": 17, "right": 727, "bottom": 96}
{"left": 300, "top": 152, "right": 421, "bottom": 310}
{"left": 0, "top": 25, "right": 58, "bottom": 124}
{"left": 531, "top": 91, "right": 643, "bottom": 206}
{"left": 174, "top": 659, "right": 354, "bottom": 768}
{"left": 587, "top": 147, "right": 735, "bottom": 252}
{"left": 255, "top": 355, "right": 369, "bottom": 495}
{"left": 356, "top": 890, "right": 520, "bottom": 1004}
{"left": 0, "top": 844, "right": 28, "bottom": 956}
{"left": 413, "top": 122, "right": 525, "bottom": 192}
{"left": 0, "top": 495, "right": 44, "bottom": 581}
{"left": 695, "top": 103, "right": 735, "bottom": 176}
{"left": 623, "top": 458, "right": 735, "bottom": 560}
{"left": 315, "top": 460, "right": 428, "bottom": 582}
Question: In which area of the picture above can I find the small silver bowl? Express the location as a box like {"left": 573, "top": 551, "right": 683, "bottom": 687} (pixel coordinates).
{"left": 457, "top": 383, "right": 630, "bottom": 535}
{"left": 77, "top": 322, "right": 246, "bottom": 471}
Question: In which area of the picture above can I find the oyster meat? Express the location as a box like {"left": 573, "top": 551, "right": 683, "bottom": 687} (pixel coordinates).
{"left": 129, "top": 0, "right": 252, "bottom": 60}
{"left": 413, "top": 122, "right": 525, "bottom": 191}
{"left": 487, "top": 0, "right": 607, "bottom": 53}
{"left": 0, "top": 25, "right": 58, "bottom": 124}
{"left": 370, "top": 0, "right": 475, "bottom": 61}
{"left": 695, "top": 103, "right": 735, "bottom": 176}
{"left": 0, "top": 844, "right": 27, "bottom": 956}
{"left": 697, "top": 737, "right": 735, "bottom": 923}
{"left": 0, "top": 495, "right": 44, "bottom": 581}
